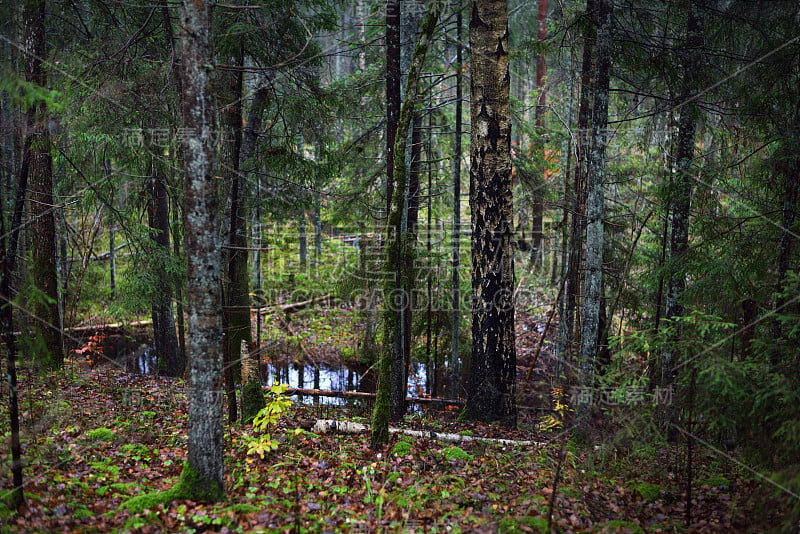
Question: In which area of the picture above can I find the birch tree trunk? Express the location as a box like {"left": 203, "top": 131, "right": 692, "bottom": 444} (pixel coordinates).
{"left": 464, "top": 0, "right": 517, "bottom": 426}
{"left": 176, "top": 0, "right": 224, "bottom": 501}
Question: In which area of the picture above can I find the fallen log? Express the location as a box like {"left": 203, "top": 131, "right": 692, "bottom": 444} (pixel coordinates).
{"left": 279, "top": 295, "right": 336, "bottom": 314}
{"left": 307, "top": 419, "right": 546, "bottom": 447}
{"left": 66, "top": 320, "right": 153, "bottom": 335}
{"left": 278, "top": 387, "right": 464, "bottom": 407}
{"left": 256, "top": 295, "right": 337, "bottom": 315}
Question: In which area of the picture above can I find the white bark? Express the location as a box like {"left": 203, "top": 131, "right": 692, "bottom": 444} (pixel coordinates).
{"left": 311, "top": 419, "right": 545, "bottom": 447}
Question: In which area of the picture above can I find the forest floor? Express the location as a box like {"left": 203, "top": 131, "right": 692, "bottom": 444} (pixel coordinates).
{"left": 0, "top": 362, "right": 782, "bottom": 533}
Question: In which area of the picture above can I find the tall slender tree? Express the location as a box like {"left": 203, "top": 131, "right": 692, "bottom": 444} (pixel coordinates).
{"left": 575, "top": 0, "right": 612, "bottom": 432}
{"left": 176, "top": 0, "right": 224, "bottom": 501}
{"left": 556, "top": 0, "right": 594, "bottom": 380}
{"left": 372, "top": 0, "right": 441, "bottom": 449}
{"left": 464, "top": 0, "right": 517, "bottom": 426}
{"left": 149, "top": 160, "right": 182, "bottom": 377}
{"left": 450, "top": 1, "right": 464, "bottom": 397}
{"left": 216, "top": 33, "right": 247, "bottom": 422}
{"left": 24, "top": 0, "right": 63, "bottom": 369}
{"left": 661, "top": 0, "right": 704, "bottom": 390}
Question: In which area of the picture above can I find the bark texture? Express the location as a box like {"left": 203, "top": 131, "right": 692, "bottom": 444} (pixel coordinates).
{"left": 25, "top": 0, "right": 63, "bottom": 369}
{"left": 178, "top": 0, "right": 224, "bottom": 501}
{"left": 576, "top": 0, "right": 612, "bottom": 431}
{"left": 465, "top": 0, "right": 517, "bottom": 426}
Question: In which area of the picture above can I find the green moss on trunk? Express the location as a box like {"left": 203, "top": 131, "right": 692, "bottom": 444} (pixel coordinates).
{"left": 241, "top": 379, "right": 266, "bottom": 424}
{"left": 172, "top": 462, "right": 225, "bottom": 502}
{"left": 121, "top": 462, "right": 224, "bottom": 514}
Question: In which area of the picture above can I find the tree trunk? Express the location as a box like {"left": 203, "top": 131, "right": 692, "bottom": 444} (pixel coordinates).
{"left": 385, "top": 0, "right": 401, "bottom": 217}
{"left": 388, "top": 0, "right": 424, "bottom": 422}
{"left": 448, "top": 0, "right": 464, "bottom": 398}
{"left": 24, "top": 0, "right": 63, "bottom": 370}
{"left": 176, "top": 0, "right": 224, "bottom": 502}
{"left": 0, "top": 108, "right": 31, "bottom": 512}
{"left": 450, "top": 1, "right": 464, "bottom": 398}
{"left": 372, "top": 0, "right": 441, "bottom": 449}
{"left": 575, "top": 0, "right": 612, "bottom": 433}
{"left": 217, "top": 46, "right": 250, "bottom": 423}
{"left": 663, "top": 0, "right": 703, "bottom": 391}
{"left": 530, "top": 0, "right": 547, "bottom": 267}
{"left": 107, "top": 160, "right": 116, "bottom": 301}
{"left": 556, "top": 0, "right": 594, "bottom": 381}
{"left": 149, "top": 161, "right": 182, "bottom": 377}
{"left": 464, "top": 0, "right": 517, "bottom": 426}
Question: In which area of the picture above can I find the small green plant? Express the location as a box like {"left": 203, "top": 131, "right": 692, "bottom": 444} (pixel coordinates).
{"left": 247, "top": 383, "right": 293, "bottom": 459}
{"left": 498, "top": 515, "right": 548, "bottom": 533}
{"left": 86, "top": 427, "right": 116, "bottom": 442}
{"left": 391, "top": 439, "right": 412, "bottom": 457}
{"left": 627, "top": 481, "right": 664, "bottom": 501}
{"left": 442, "top": 445, "right": 473, "bottom": 462}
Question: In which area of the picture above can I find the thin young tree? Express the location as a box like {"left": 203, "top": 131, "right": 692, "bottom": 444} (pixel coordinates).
{"left": 372, "top": 0, "right": 441, "bottom": 449}
{"left": 464, "top": 0, "right": 517, "bottom": 426}
{"left": 556, "top": 0, "right": 594, "bottom": 381}
{"left": 149, "top": 160, "right": 182, "bottom": 378}
{"left": 450, "top": 0, "right": 464, "bottom": 398}
{"left": 660, "top": 0, "right": 704, "bottom": 438}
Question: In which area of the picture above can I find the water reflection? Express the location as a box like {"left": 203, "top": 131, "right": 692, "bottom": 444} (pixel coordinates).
{"left": 262, "top": 362, "right": 428, "bottom": 406}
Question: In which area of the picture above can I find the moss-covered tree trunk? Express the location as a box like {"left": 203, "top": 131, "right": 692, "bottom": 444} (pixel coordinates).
{"left": 177, "top": 0, "right": 224, "bottom": 502}
{"left": 464, "top": 0, "right": 517, "bottom": 426}
{"left": 449, "top": 2, "right": 464, "bottom": 398}
{"left": 371, "top": 0, "right": 441, "bottom": 449}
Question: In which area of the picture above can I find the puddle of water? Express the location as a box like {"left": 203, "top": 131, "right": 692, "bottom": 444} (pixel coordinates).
{"left": 130, "top": 345, "right": 430, "bottom": 407}
{"left": 126, "top": 345, "right": 155, "bottom": 375}
{"left": 263, "top": 362, "right": 428, "bottom": 406}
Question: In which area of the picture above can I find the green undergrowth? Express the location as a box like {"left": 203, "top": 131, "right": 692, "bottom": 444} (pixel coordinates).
{"left": 85, "top": 427, "right": 116, "bottom": 442}
{"left": 0, "top": 368, "right": 775, "bottom": 532}
{"left": 627, "top": 481, "right": 665, "bottom": 501}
